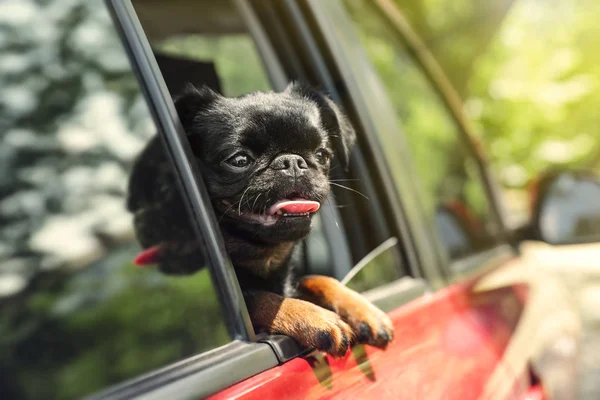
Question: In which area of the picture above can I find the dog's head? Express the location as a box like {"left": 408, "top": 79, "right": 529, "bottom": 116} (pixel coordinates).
{"left": 176, "top": 83, "right": 355, "bottom": 243}
{"left": 128, "top": 83, "right": 355, "bottom": 273}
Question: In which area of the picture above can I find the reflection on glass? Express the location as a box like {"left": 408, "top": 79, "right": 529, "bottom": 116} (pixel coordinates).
{"left": 344, "top": 238, "right": 405, "bottom": 293}
{"left": 540, "top": 175, "right": 600, "bottom": 243}
{"left": 0, "top": 1, "right": 230, "bottom": 399}
{"left": 435, "top": 207, "right": 473, "bottom": 259}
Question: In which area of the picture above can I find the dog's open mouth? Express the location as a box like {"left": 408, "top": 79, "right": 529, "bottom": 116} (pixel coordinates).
{"left": 222, "top": 198, "right": 320, "bottom": 226}
{"left": 132, "top": 198, "right": 321, "bottom": 267}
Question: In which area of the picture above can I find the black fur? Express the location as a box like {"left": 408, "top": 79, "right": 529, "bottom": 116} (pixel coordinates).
{"left": 127, "top": 82, "right": 356, "bottom": 295}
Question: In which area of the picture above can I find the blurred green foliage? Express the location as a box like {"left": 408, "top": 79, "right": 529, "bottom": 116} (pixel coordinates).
{"left": 394, "top": 0, "right": 600, "bottom": 220}
{"left": 344, "top": 0, "right": 500, "bottom": 245}
{"left": 344, "top": 0, "right": 600, "bottom": 224}
{"left": 1, "top": 247, "right": 229, "bottom": 400}
{"left": 0, "top": 1, "right": 240, "bottom": 398}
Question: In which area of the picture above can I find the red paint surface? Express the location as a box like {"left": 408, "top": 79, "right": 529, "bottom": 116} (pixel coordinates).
{"left": 521, "top": 385, "right": 546, "bottom": 400}
{"left": 208, "top": 282, "right": 529, "bottom": 400}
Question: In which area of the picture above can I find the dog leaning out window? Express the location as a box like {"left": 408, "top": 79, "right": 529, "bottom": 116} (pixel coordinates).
{"left": 127, "top": 83, "right": 393, "bottom": 356}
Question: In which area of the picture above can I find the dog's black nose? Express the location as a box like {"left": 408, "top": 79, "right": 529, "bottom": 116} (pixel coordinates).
{"left": 270, "top": 154, "right": 308, "bottom": 176}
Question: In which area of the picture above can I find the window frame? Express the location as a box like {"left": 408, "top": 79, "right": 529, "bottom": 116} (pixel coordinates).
{"left": 305, "top": 0, "right": 517, "bottom": 281}
{"left": 105, "top": 0, "right": 253, "bottom": 343}
{"left": 90, "top": 1, "right": 284, "bottom": 399}
{"left": 371, "top": 0, "right": 510, "bottom": 237}
{"left": 369, "top": 0, "right": 517, "bottom": 274}
{"left": 301, "top": 0, "right": 447, "bottom": 288}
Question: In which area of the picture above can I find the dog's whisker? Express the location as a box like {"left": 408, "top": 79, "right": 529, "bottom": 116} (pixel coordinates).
{"left": 263, "top": 189, "right": 272, "bottom": 213}
{"left": 238, "top": 187, "right": 251, "bottom": 215}
{"left": 251, "top": 193, "right": 262, "bottom": 214}
{"left": 325, "top": 197, "right": 342, "bottom": 230}
{"left": 308, "top": 234, "right": 326, "bottom": 247}
{"left": 329, "top": 182, "right": 369, "bottom": 200}
{"left": 217, "top": 203, "right": 236, "bottom": 223}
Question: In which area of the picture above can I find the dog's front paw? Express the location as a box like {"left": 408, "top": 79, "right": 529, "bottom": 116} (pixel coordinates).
{"left": 246, "top": 292, "right": 354, "bottom": 357}
{"left": 299, "top": 276, "right": 394, "bottom": 349}
{"left": 294, "top": 302, "right": 355, "bottom": 357}
{"left": 342, "top": 296, "right": 394, "bottom": 349}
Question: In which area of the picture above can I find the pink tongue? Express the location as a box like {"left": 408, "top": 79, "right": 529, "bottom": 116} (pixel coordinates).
{"left": 133, "top": 245, "right": 161, "bottom": 266}
{"left": 269, "top": 199, "right": 320, "bottom": 215}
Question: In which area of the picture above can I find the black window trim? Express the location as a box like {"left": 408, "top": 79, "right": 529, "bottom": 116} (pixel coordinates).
{"left": 87, "top": 340, "right": 277, "bottom": 400}
{"left": 105, "top": 0, "right": 253, "bottom": 342}
{"left": 371, "top": 0, "right": 511, "bottom": 243}
{"left": 256, "top": 0, "right": 420, "bottom": 276}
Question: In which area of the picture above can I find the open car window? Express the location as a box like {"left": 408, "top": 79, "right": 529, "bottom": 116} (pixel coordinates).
{"left": 0, "top": 1, "right": 235, "bottom": 398}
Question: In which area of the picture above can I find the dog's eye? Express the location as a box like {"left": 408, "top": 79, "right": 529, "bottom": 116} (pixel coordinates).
{"left": 315, "top": 149, "right": 331, "bottom": 164}
{"left": 226, "top": 153, "right": 252, "bottom": 168}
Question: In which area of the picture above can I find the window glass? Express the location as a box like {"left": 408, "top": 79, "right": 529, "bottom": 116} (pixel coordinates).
{"left": 344, "top": 239, "right": 405, "bottom": 293}
{"left": 0, "top": 1, "right": 232, "bottom": 398}
{"left": 343, "top": 0, "right": 501, "bottom": 261}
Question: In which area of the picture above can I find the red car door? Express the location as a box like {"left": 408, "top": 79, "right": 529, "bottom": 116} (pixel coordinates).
{"left": 208, "top": 249, "right": 579, "bottom": 399}
{"left": 210, "top": 250, "right": 576, "bottom": 400}
{"left": 208, "top": 283, "right": 523, "bottom": 400}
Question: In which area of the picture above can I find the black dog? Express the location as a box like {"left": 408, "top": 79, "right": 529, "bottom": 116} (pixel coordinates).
{"left": 127, "top": 83, "right": 393, "bottom": 356}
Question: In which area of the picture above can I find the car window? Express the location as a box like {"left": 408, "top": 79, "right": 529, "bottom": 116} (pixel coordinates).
{"left": 0, "top": 1, "right": 231, "bottom": 399}
{"left": 342, "top": 238, "right": 404, "bottom": 293}
{"left": 343, "top": 0, "right": 502, "bottom": 262}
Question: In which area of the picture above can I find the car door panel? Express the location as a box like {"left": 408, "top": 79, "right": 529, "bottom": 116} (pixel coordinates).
{"left": 208, "top": 274, "right": 531, "bottom": 400}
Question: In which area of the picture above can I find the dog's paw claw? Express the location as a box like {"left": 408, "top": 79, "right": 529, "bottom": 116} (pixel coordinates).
{"left": 313, "top": 321, "right": 352, "bottom": 357}
{"left": 283, "top": 302, "right": 354, "bottom": 357}
{"left": 339, "top": 296, "right": 395, "bottom": 349}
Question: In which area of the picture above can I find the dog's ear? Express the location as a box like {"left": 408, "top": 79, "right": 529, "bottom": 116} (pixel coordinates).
{"left": 286, "top": 82, "right": 356, "bottom": 170}
{"left": 174, "top": 84, "right": 220, "bottom": 131}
